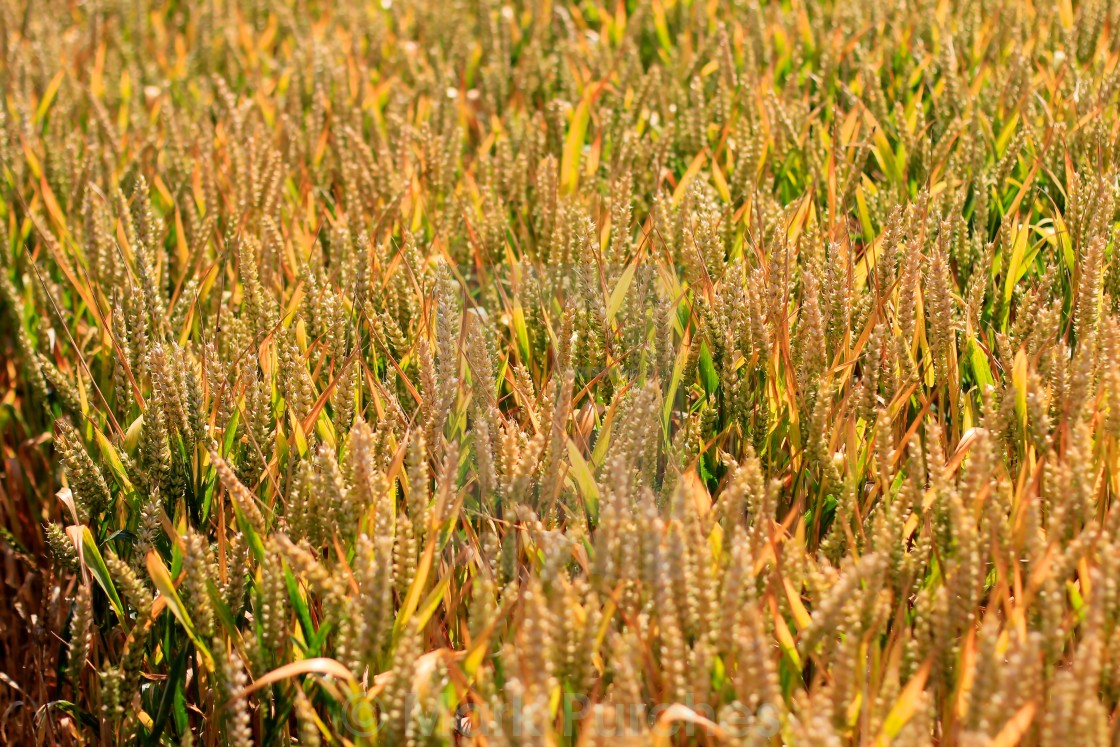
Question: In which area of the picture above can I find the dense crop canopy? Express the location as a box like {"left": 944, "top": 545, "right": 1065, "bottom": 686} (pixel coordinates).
{"left": 2, "top": 0, "right": 1120, "bottom": 745}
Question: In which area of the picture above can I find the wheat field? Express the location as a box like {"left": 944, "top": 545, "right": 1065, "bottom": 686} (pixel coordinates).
{"left": 2, "top": 0, "right": 1120, "bottom": 744}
